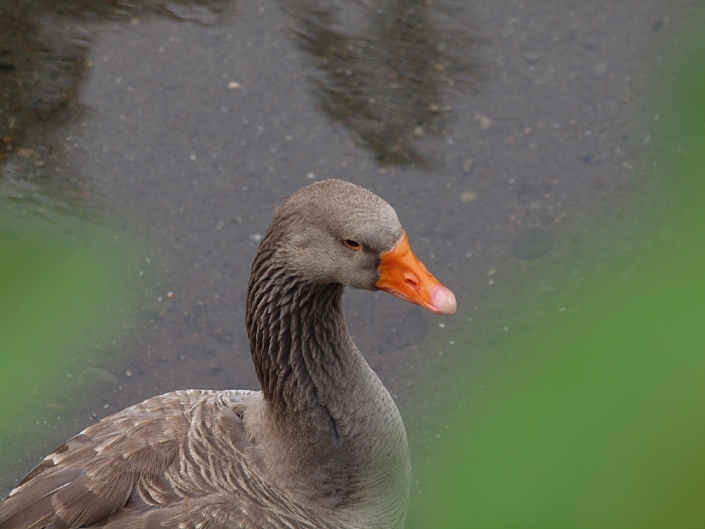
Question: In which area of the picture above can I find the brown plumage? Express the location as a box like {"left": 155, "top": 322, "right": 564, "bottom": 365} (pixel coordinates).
{"left": 0, "top": 179, "right": 456, "bottom": 529}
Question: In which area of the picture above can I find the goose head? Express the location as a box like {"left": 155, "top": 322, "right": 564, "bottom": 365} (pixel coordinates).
{"left": 261, "top": 179, "right": 456, "bottom": 315}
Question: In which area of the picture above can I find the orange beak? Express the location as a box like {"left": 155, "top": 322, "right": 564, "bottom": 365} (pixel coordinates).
{"left": 375, "top": 232, "right": 457, "bottom": 315}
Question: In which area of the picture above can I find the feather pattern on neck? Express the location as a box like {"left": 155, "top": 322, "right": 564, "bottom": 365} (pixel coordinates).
{"left": 247, "top": 243, "right": 349, "bottom": 432}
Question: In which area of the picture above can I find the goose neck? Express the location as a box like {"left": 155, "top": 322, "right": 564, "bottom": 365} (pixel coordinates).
{"left": 246, "top": 261, "right": 353, "bottom": 421}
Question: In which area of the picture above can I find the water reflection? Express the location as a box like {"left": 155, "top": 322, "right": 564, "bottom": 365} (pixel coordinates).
{"left": 285, "top": 0, "right": 478, "bottom": 167}
{"left": 0, "top": 0, "right": 232, "bottom": 214}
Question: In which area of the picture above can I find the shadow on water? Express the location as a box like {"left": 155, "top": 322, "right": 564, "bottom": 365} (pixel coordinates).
{"left": 1, "top": 0, "right": 479, "bottom": 194}
{"left": 0, "top": 0, "right": 233, "bottom": 214}
{"left": 285, "top": 0, "right": 479, "bottom": 167}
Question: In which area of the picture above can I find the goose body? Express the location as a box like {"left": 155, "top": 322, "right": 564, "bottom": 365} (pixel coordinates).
{"left": 0, "top": 180, "right": 456, "bottom": 529}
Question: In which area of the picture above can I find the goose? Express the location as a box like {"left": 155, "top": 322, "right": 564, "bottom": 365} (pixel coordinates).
{"left": 0, "top": 179, "right": 456, "bottom": 529}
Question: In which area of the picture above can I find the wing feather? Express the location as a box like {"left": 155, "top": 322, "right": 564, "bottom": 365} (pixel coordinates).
{"left": 0, "top": 390, "right": 254, "bottom": 529}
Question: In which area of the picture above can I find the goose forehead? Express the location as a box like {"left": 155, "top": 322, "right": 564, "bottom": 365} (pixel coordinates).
{"left": 310, "top": 195, "right": 401, "bottom": 247}
{"left": 340, "top": 201, "right": 402, "bottom": 246}
{"left": 282, "top": 180, "right": 404, "bottom": 248}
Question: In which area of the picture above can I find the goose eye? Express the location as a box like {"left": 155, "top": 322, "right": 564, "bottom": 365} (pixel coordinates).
{"left": 343, "top": 239, "right": 362, "bottom": 251}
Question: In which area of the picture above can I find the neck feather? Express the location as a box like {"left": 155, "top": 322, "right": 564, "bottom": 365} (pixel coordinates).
{"left": 246, "top": 246, "right": 352, "bottom": 426}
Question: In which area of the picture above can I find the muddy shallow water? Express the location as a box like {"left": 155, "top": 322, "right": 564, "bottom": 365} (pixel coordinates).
{"left": 0, "top": 0, "right": 698, "bottom": 508}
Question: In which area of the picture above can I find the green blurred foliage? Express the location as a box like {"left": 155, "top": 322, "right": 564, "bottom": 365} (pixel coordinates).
{"left": 413, "top": 18, "right": 705, "bottom": 529}
{"left": 0, "top": 211, "right": 132, "bottom": 427}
